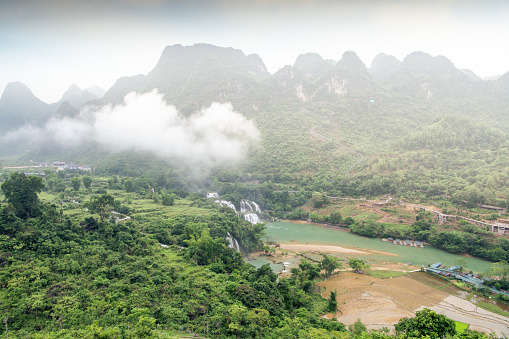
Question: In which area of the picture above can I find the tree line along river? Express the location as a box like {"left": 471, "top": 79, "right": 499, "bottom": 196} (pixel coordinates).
{"left": 254, "top": 221, "right": 493, "bottom": 274}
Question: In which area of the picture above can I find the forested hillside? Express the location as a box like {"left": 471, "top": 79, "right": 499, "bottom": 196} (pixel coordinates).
{"left": 3, "top": 43, "right": 509, "bottom": 228}
{"left": 0, "top": 173, "right": 351, "bottom": 338}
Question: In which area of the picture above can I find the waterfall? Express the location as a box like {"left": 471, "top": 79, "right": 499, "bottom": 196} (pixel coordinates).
{"left": 244, "top": 213, "right": 260, "bottom": 224}
{"left": 213, "top": 197, "right": 262, "bottom": 224}
{"left": 240, "top": 199, "right": 253, "bottom": 213}
{"left": 215, "top": 200, "right": 237, "bottom": 212}
{"left": 252, "top": 201, "right": 261, "bottom": 213}
{"left": 226, "top": 232, "right": 240, "bottom": 251}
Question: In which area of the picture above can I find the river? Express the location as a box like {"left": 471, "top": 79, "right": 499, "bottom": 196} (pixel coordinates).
{"left": 252, "top": 221, "right": 493, "bottom": 274}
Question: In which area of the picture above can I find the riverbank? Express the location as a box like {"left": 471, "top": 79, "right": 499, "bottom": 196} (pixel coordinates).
{"left": 264, "top": 221, "right": 493, "bottom": 273}
{"left": 278, "top": 243, "right": 367, "bottom": 254}
{"left": 252, "top": 220, "right": 506, "bottom": 336}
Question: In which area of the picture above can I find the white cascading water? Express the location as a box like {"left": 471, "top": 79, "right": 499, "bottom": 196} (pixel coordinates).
{"left": 212, "top": 195, "right": 262, "bottom": 224}
{"left": 215, "top": 200, "right": 237, "bottom": 212}
{"left": 226, "top": 232, "right": 240, "bottom": 251}
{"left": 252, "top": 201, "right": 261, "bottom": 213}
{"left": 244, "top": 213, "right": 260, "bottom": 224}
{"left": 240, "top": 199, "right": 253, "bottom": 213}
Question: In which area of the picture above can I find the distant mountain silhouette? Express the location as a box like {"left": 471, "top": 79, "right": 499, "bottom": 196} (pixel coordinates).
{"left": 53, "top": 84, "right": 101, "bottom": 118}
{"left": 294, "top": 53, "right": 335, "bottom": 77}
{"left": 369, "top": 53, "right": 401, "bottom": 80}
{"left": 102, "top": 43, "right": 269, "bottom": 112}
{"left": 376, "top": 51, "right": 479, "bottom": 99}
{"left": 0, "top": 82, "right": 52, "bottom": 133}
{"left": 2, "top": 44, "right": 509, "bottom": 136}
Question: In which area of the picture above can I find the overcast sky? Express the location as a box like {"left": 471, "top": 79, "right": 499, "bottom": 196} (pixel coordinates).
{"left": 1, "top": 0, "right": 509, "bottom": 103}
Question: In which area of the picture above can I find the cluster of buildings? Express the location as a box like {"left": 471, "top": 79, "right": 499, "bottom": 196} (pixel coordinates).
{"left": 425, "top": 262, "right": 509, "bottom": 297}
{"left": 425, "top": 263, "right": 485, "bottom": 288}
{"left": 38, "top": 161, "right": 92, "bottom": 171}
{"left": 492, "top": 219, "right": 509, "bottom": 235}
{"left": 382, "top": 238, "right": 424, "bottom": 247}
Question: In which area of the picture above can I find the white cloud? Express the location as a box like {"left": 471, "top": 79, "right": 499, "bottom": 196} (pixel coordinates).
{"left": 1, "top": 90, "right": 260, "bottom": 166}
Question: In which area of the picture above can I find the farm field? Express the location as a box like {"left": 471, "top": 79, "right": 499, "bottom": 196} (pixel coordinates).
{"left": 318, "top": 272, "right": 509, "bottom": 336}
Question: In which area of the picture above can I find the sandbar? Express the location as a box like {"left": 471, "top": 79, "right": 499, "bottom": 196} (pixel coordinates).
{"left": 278, "top": 243, "right": 367, "bottom": 254}
{"left": 365, "top": 249, "right": 399, "bottom": 257}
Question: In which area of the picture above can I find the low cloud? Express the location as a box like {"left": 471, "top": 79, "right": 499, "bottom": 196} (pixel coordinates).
{"left": 1, "top": 90, "right": 260, "bottom": 166}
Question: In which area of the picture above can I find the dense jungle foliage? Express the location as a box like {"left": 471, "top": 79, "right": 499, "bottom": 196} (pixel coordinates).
{"left": 0, "top": 171, "right": 497, "bottom": 338}
{"left": 0, "top": 173, "right": 348, "bottom": 338}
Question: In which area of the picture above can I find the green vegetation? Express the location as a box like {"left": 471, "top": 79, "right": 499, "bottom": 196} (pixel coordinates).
{"left": 2, "top": 45, "right": 509, "bottom": 337}
{"left": 395, "top": 308, "right": 456, "bottom": 338}
{"left": 0, "top": 163, "right": 506, "bottom": 337}
{"left": 474, "top": 301, "right": 509, "bottom": 318}
{"left": 321, "top": 255, "right": 340, "bottom": 278}
{"left": 349, "top": 258, "right": 370, "bottom": 273}
{"left": 368, "top": 270, "right": 408, "bottom": 279}
{"left": 1, "top": 172, "right": 44, "bottom": 219}
{"left": 0, "top": 172, "right": 354, "bottom": 338}
{"left": 326, "top": 291, "right": 337, "bottom": 313}
{"left": 455, "top": 321, "right": 469, "bottom": 334}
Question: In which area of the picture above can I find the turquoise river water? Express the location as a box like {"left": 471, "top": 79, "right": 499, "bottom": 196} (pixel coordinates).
{"left": 249, "top": 221, "right": 493, "bottom": 274}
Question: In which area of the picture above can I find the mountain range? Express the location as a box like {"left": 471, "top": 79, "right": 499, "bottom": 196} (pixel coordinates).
{"left": 0, "top": 82, "right": 105, "bottom": 133}
{"left": 1, "top": 43, "right": 509, "bottom": 168}
{"left": 2, "top": 43, "right": 507, "bottom": 131}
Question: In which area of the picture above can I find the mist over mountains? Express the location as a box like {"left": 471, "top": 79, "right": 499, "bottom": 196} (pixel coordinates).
{"left": 1, "top": 43, "right": 509, "bottom": 171}
{"left": 2, "top": 43, "right": 507, "bottom": 118}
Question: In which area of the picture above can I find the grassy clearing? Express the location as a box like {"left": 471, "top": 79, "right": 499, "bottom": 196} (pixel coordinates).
{"left": 455, "top": 321, "right": 469, "bottom": 333}
{"left": 398, "top": 210, "right": 416, "bottom": 219}
{"left": 310, "top": 292, "right": 329, "bottom": 315}
{"left": 128, "top": 197, "right": 213, "bottom": 222}
{"left": 451, "top": 281, "right": 466, "bottom": 289}
{"left": 353, "top": 212, "right": 380, "bottom": 223}
{"left": 382, "top": 223, "right": 413, "bottom": 236}
{"left": 367, "top": 270, "right": 408, "bottom": 279}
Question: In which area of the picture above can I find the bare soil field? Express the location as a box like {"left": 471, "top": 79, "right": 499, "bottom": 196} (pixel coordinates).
{"left": 317, "top": 272, "right": 509, "bottom": 336}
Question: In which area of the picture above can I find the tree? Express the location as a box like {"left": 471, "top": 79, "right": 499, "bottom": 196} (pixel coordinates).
{"left": 455, "top": 258, "right": 468, "bottom": 272}
{"left": 124, "top": 180, "right": 134, "bottom": 192}
{"left": 344, "top": 217, "right": 355, "bottom": 226}
{"left": 349, "top": 258, "right": 369, "bottom": 273}
{"left": 71, "top": 177, "right": 81, "bottom": 191}
{"left": 162, "top": 193, "right": 175, "bottom": 206}
{"left": 82, "top": 176, "right": 92, "bottom": 189}
{"left": 395, "top": 308, "right": 456, "bottom": 338}
{"left": 321, "top": 255, "right": 341, "bottom": 278}
{"left": 247, "top": 308, "right": 269, "bottom": 339}
{"left": 326, "top": 291, "right": 337, "bottom": 313}
{"left": 348, "top": 318, "right": 367, "bottom": 336}
{"left": 227, "top": 304, "right": 248, "bottom": 338}
{"left": 486, "top": 260, "right": 509, "bottom": 279}
{"left": 107, "top": 177, "right": 114, "bottom": 189}
{"left": 88, "top": 194, "right": 115, "bottom": 223}
{"left": 312, "top": 192, "right": 328, "bottom": 208}
{"left": 329, "top": 212, "right": 342, "bottom": 225}
{"left": 1, "top": 172, "right": 44, "bottom": 218}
